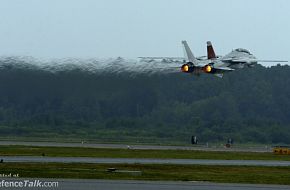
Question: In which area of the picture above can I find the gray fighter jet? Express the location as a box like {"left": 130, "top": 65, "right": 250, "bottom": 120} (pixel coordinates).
{"left": 140, "top": 41, "right": 287, "bottom": 78}
{"left": 181, "top": 40, "right": 289, "bottom": 77}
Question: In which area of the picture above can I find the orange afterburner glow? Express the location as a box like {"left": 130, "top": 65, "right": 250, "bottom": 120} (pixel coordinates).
{"left": 181, "top": 64, "right": 189, "bottom": 72}
{"left": 204, "top": 65, "right": 212, "bottom": 73}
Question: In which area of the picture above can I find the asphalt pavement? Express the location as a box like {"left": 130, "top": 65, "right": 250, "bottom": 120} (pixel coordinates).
{"left": 0, "top": 140, "right": 272, "bottom": 152}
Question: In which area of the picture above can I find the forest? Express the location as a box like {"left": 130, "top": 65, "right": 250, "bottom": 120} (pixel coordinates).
{"left": 0, "top": 57, "right": 289, "bottom": 144}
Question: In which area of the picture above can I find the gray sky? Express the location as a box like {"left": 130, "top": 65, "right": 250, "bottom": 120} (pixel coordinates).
{"left": 0, "top": 0, "right": 289, "bottom": 65}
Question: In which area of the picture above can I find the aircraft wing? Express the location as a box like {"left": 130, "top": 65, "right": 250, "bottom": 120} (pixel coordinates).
{"left": 138, "top": 57, "right": 184, "bottom": 60}
{"left": 257, "top": 60, "right": 288, "bottom": 63}
{"left": 139, "top": 56, "right": 209, "bottom": 61}
{"left": 140, "top": 41, "right": 203, "bottom": 64}
{"left": 222, "top": 58, "right": 288, "bottom": 63}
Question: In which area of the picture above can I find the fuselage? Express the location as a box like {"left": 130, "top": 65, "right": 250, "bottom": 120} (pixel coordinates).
{"left": 220, "top": 48, "right": 258, "bottom": 68}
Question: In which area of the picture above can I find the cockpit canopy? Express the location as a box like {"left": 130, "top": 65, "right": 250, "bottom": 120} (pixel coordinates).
{"left": 235, "top": 48, "right": 251, "bottom": 54}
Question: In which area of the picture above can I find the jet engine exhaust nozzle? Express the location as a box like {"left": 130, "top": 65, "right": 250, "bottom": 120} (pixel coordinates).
{"left": 181, "top": 63, "right": 194, "bottom": 73}
{"left": 203, "top": 65, "right": 213, "bottom": 73}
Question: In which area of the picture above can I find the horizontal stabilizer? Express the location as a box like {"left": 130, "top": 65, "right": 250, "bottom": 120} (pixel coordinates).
{"left": 214, "top": 74, "right": 223, "bottom": 78}
{"left": 215, "top": 67, "right": 235, "bottom": 71}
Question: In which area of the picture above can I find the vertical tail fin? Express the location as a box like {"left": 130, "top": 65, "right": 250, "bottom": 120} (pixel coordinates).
{"left": 182, "top": 40, "right": 197, "bottom": 64}
{"left": 207, "top": 41, "right": 217, "bottom": 59}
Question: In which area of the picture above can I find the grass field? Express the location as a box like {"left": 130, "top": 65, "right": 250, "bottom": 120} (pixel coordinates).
{"left": 0, "top": 145, "right": 289, "bottom": 161}
{"left": 0, "top": 163, "right": 289, "bottom": 185}
{"left": 1, "top": 145, "right": 290, "bottom": 185}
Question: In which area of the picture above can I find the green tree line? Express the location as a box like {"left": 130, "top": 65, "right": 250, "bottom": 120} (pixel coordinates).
{"left": 0, "top": 58, "right": 289, "bottom": 144}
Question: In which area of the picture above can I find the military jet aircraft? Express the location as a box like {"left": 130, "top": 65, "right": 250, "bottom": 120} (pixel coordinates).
{"left": 180, "top": 40, "right": 235, "bottom": 78}
{"left": 140, "top": 41, "right": 288, "bottom": 78}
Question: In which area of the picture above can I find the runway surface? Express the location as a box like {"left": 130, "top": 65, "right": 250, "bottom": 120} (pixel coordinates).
{"left": 2, "top": 156, "right": 290, "bottom": 166}
{"left": 2, "top": 179, "right": 290, "bottom": 190}
{"left": 0, "top": 140, "right": 272, "bottom": 152}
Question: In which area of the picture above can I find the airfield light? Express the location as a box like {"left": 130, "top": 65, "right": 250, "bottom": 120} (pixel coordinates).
{"left": 204, "top": 65, "right": 212, "bottom": 73}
